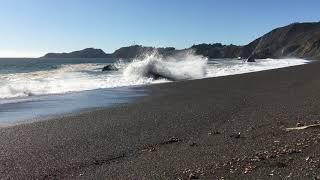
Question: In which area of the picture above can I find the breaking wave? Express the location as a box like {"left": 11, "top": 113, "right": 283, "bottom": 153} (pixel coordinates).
{"left": 0, "top": 52, "right": 309, "bottom": 99}
{"left": 123, "top": 51, "right": 208, "bottom": 81}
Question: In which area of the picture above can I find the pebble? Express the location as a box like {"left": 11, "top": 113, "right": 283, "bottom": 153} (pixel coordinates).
{"left": 230, "top": 132, "right": 241, "bottom": 139}
{"left": 296, "top": 122, "right": 304, "bottom": 127}
{"left": 163, "top": 137, "right": 182, "bottom": 144}
{"left": 189, "top": 173, "right": 199, "bottom": 179}
{"left": 208, "top": 131, "right": 221, "bottom": 135}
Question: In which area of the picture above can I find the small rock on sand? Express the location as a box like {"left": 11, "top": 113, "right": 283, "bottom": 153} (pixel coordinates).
{"left": 189, "top": 173, "right": 199, "bottom": 179}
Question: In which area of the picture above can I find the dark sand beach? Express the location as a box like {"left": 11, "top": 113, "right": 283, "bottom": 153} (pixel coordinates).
{"left": 1, "top": 61, "right": 320, "bottom": 179}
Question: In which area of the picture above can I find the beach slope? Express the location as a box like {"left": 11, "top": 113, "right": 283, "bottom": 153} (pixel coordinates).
{"left": 1, "top": 61, "right": 320, "bottom": 179}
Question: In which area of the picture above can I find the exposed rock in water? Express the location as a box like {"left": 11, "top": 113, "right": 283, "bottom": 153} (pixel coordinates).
{"left": 102, "top": 64, "right": 118, "bottom": 71}
{"left": 145, "top": 70, "right": 178, "bottom": 81}
{"left": 247, "top": 56, "right": 256, "bottom": 62}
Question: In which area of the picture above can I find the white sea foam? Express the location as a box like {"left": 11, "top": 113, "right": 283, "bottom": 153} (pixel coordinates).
{"left": 0, "top": 52, "right": 310, "bottom": 99}
{"left": 123, "top": 51, "right": 208, "bottom": 81}
{"left": 206, "top": 58, "right": 310, "bottom": 77}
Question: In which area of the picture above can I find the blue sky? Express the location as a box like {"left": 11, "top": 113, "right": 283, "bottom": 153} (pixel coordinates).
{"left": 0, "top": 0, "right": 319, "bottom": 57}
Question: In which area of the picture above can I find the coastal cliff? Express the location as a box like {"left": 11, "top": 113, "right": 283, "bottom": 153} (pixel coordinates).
{"left": 190, "top": 22, "right": 320, "bottom": 60}
{"left": 42, "top": 22, "right": 320, "bottom": 60}
{"left": 247, "top": 22, "right": 320, "bottom": 59}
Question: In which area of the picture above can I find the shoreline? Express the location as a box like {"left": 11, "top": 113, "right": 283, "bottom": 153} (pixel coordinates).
{"left": 0, "top": 58, "right": 310, "bottom": 127}
{"left": 1, "top": 61, "right": 320, "bottom": 179}
{"left": 0, "top": 86, "right": 148, "bottom": 126}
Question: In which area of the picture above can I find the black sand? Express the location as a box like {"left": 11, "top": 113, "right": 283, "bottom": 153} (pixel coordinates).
{"left": 1, "top": 61, "right": 320, "bottom": 179}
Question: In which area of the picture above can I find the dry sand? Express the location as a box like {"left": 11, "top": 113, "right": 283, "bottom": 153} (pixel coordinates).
{"left": 1, "top": 61, "right": 320, "bottom": 179}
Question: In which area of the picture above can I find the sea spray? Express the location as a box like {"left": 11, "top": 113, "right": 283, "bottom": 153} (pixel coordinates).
{"left": 0, "top": 51, "right": 208, "bottom": 99}
{"left": 123, "top": 50, "right": 208, "bottom": 81}
{"left": 206, "top": 58, "right": 310, "bottom": 77}
{"left": 0, "top": 54, "right": 309, "bottom": 99}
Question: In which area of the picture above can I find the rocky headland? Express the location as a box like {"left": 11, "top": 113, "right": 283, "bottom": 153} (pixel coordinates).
{"left": 42, "top": 22, "right": 320, "bottom": 60}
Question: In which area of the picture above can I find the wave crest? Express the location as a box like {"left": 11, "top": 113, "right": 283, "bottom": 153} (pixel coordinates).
{"left": 123, "top": 50, "right": 208, "bottom": 81}
{"left": 0, "top": 53, "right": 309, "bottom": 99}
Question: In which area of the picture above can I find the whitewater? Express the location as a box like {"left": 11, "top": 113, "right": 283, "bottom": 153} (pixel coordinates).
{"left": 0, "top": 52, "right": 310, "bottom": 99}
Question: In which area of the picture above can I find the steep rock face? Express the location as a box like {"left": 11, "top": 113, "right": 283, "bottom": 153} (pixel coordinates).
{"left": 191, "top": 22, "right": 320, "bottom": 60}
{"left": 249, "top": 22, "right": 320, "bottom": 59}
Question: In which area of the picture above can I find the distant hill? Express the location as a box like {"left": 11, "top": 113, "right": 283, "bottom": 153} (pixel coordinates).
{"left": 190, "top": 43, "right": 243, "bottom": 59}
{"left": 41, "top": 22, "right": 320, "bottom": 60}
{"left": 42, "top": 46, "right": 177, "bottom": 59}
{"left": 42, "top": 48, "right": 112, "bottom": 58}
{"left": 245, "top": 22, "right": 320, "bottom": 59}
{"left": 190, "top": 22, "right": 320, "bottom": 60}
{"left": 112, "top": 45, "right": 176, "bottom": 59}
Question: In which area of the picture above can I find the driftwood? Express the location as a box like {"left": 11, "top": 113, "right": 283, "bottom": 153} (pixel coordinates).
{"left": 286, "top": 124, "right": 320, "bottom": 131}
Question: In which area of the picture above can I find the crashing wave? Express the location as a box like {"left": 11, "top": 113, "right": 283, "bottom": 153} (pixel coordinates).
{"left": 0, "top": 52, "right": 310, "bottom": 99}
{"left": 123, "top": 50, "right": 208, "bottom": 81}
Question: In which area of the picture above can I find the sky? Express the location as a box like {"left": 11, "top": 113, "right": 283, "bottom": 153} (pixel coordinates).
{"left": 0, "top": 0, "right": 319, "bottom": 57}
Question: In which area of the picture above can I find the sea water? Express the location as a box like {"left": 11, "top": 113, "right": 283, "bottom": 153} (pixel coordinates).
{"left": 0, "top": 52, "right": 309, "bottom": 125}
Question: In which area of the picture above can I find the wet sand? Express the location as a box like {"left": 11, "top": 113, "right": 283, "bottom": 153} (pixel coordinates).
{"left": 1, "top": 61, "right": 320, "bottom": 179}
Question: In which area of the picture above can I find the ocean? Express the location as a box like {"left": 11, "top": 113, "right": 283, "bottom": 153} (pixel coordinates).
{"left": 0, "top": 52, "right": 309, "bottom": 126}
